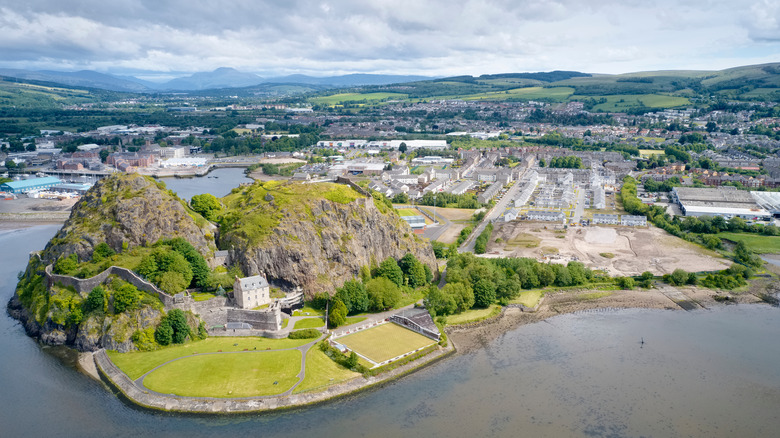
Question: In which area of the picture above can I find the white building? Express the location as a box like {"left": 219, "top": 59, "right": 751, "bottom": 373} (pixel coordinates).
{"left": 592, "top": 214, "right": 619, "bottom": 225}
{"left": 621, "top": 215, "right": 647, "bottom": 226}
{"left": 527, "top": 211, "right": 565, "bottom": 222}
{"left": 233, "top": 275, "right": 271, "bottom": 309}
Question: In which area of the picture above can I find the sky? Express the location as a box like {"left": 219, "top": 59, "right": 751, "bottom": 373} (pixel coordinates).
{"left": 0, "top": 0, "right": 778, "bottom": 80}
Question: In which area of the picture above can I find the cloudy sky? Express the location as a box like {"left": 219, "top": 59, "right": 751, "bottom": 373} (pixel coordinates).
{"left": 0, "top": 0, "right": 778, "bottom": 80}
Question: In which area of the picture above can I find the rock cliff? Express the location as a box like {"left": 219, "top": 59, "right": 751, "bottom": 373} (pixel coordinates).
{"left": 42, "top": 173, "right": 214, "bottom": 264}
{"left": 219, "top": 180, "right": 436, "bottom": 296}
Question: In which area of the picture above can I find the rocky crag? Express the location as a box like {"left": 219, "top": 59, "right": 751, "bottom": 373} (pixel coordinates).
{"left": 219, "top": 180, "right": 437, "bottom": 296}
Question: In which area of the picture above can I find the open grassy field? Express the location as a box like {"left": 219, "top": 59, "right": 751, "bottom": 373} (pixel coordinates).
{"left": 580, "top": 94, "right": 690, "bottom": 112}
{"left": 294, "top": 317, "right": 325, "bottom": 329}
{"left": 293, "top": 347, "right": 360, "bottom": 393}
{"left": 510, "top": 290, "right": 544, "bottom": 308}
{"left": 142, "top": 350, "right": 301, "bottom": 397}
{"left": 107, "top": 337, "right": 310, "bottom": 380}
{"left": 293, "top": 305, "right": 325, "bottom": 317}
{"left": 459, "top": 86, "right": 575, "bottom": 102}
{"left": 717, "top": 232, "right": 780, "bottom": 254}
{"left": 309, "top": 92, "right": 406, "bottom": 106}
{"left": 337, "top": 323, "right": 436, "bottom": 363}
{"left": 446, "top": 304, "right": 502, "bottom": 325}
{"left": 639, "top": 149, "right": 665, "bottom": 157}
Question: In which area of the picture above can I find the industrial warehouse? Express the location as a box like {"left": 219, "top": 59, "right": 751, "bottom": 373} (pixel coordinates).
{"left": 672, "top": 187, "right": 772, "bottom": 219}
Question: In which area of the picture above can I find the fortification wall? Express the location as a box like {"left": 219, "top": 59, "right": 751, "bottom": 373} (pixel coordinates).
{"left": 226, "top": 308, "right": 281, "bottom": 331}
{"left": 44, "top": 264, "right": 178, "bottom": 308}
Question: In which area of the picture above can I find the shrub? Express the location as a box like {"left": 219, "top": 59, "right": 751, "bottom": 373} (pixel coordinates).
{"left": 289, "top": 328, "right": 321, "bottom": 339}
{"left": 328, "top": 299, "right": 347, "bottom": 328}
{"left": 83, "top": 286, "right": 107, "bottom": 314}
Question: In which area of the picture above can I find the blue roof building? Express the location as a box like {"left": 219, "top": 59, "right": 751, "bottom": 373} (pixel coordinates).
{"left": 0, "top": 176, "right": 62, "bottom": 194}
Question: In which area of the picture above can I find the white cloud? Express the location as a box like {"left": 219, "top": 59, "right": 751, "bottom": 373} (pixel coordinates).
{"left": 0, "top": 0, "right": 776, "bottom": 76}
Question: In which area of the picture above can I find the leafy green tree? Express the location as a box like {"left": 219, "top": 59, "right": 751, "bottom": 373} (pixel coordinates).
{"left": 616, "top": 276, "right": 635, "bottom": 289}
{"left": 190, "top": 193, "right": 222, "bottom": 221}
{"left": 156, "top": 250, "right": 194, "bottom": 286}
{"left": 376, "top": 257, "right": 404, "bottom": 286}
{"left": 424, "top": 285, "right": 456, "bottom": 316}
{"left": 167, "top": 309, "right": 190, "bottom": 344}
{"left": 443, "top": 283, "right": 475, "bottom": 312}
{"left": 113, "top": 283, "right": 141, "bottom": 313}
{"left": 91, "top": 242, "right": 116, "bottom": 262}
{"left": 473, "top": 279, "right": 496, "bottom": 308}
{"left": 136, "top": 254, "right": 158, "bottom": 280}
{"left": 54, "top": 254, "right": 79, "bottom": 275}
{"left": 155, "top": 318, "right": 173, "bottom": 345}
{"left": 328, "top": 299, "right": 347, "bottom": 328}
{"left": 157, "top": 271, "right": 188, "bottom": 295}
{"left": 83, "top": 286, "right": 107, "bottom": 314}
{"left": 310, "top": 292, "right": 330, "bottom": 310}
{"left": 365, "top": 277, "right": 401, "bottom": 311}
{"left": 670, "top": 269, "right": 689, "bottom": 286}
{"left": 335, "top": 279, "right": 369, "bottom": 314}
{"left": 734, "top": 240, "right": 762, "bottom": 268}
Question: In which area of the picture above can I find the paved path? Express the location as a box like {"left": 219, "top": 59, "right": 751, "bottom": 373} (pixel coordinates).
{"left": 657, "top": 285, "right": 702, "bottom": 311}
{"left": 460, "top": 165, "right": 530, "bottom": 253}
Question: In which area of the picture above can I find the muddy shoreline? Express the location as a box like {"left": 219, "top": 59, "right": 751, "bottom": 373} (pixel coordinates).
{"left": 448, "top": 283, "right": 775, "bottom": 353}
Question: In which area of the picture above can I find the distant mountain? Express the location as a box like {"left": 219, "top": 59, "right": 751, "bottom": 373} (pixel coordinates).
{"left": 161, "top": 67, "right": 264, "bottom": 91}
{"left": 264, "top": 73, "right": 435, "bottom": 87}
{"left": 0, "top": 69, "right": 151, "bottom": 92}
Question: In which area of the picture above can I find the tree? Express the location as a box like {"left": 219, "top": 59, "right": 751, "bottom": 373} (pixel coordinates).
{"left": 444, "top": 283, "right": 475, "bottom": 312}
{"left": 335, "top": 279, "right": 369, "bottom": 314}
{"left": 54, "top": 253, "right": 79, "bottom": 275}
{"left": 157, "top": 271, "right": 188, "bottom": 295}
{"left": 99, "top": 149, "right": 110, "bottom": 163}
{"left": 190, "top": 193, "right": 222, "bottom": 221}
{"left": 670, "top": 269, "right": 689, "bottom": 286}
{"left": 376, "top": 257, "right": 404, "bottom": 286}
{"left": 83, "top": 286, "right": 107, "bottom": 314}
{"left": 616, "top": 276, "right": 635, "bottom": 289}
{"left": 167, "top": 309, "right": 190, "bottom": 344}
{"left": 113, "top": 283, "right": 141, "bottom": 313}
{"left": 398, "top": 142, "right": 408, "bottom": 153}
{"left": 365, "top": 277, "right": 401, "bottom": 311}
{"left": 92, "top": 242, "right": 115, "bottom": 262}
{"left": 328, "top": 299, "right": 347, "bottom": 328}
{"left": 155, "top": 319, "right": 173, "bottom": 346}
{"left": 424, "top": 285, "right": 456, "bottom": 316}
{"left": 472, "top": 279, "right": 496, "bottom": 308}
{"left": 310, "top": 292, "right": 330, "bottom": 310}
{"left": 392, "top": 192, "right": 409, "bottom": 204}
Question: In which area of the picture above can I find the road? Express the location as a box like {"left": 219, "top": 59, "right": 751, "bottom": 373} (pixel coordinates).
{"left": 572, "top": 186, "right": 586, "bottom": 223}
{"left": 460, "top": 163, "right": 531, "bottom": 253}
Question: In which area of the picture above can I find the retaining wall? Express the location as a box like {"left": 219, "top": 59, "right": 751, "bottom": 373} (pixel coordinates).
{"left": 226, "top": 308, "right": 281, "bottom": 331}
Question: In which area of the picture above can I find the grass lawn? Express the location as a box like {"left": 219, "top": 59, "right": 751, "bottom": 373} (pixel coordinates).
{"left": 717, "top": 232, "right": 780, "bottom": 254}
{"left": 143, "top": 350, "right": 301, "bottom": 398}
{"left": 395, "top": 289, "right": 425, "bottom": 309}
{"left": 107, "top": 337, "right": 310, "bottom": 380}
{"left": 396, "top": 208, "right": 419, "bottom": 217}
{"left": 191, "top": 292, "right": 217, "bottom": 302}
{"left": 337, "top": 323, "right": 436, "bottom": 364}
{"left": 511, "top": 290, "right": 543, "bottom": 308}
{"left": 293, "top": 348, "right": 360, "bottom": 393}
{"left": 309, "top": 92, "right": 407, "bottom": 106}
{"left": 294, "top": 317, "right": 325, "bottom": 329}
{"left": 293, "top": 305, "right": 325, "bottom": 317}
{"left": 446, "top": 304, "right": 502, "bottom": 325}
{"left": 344, "top": 316, "right": 367, "bottom": 325}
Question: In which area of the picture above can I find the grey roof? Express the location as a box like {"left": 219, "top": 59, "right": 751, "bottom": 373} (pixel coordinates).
{"left": 239, "top": 275, "right": 268, "bottom": 290}
{"left": 226, "top": 322, "right": 252, "bottom": 330}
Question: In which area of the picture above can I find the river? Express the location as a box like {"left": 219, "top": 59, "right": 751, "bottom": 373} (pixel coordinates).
{"left": 1, "top": 176, "right": 779, "bottom": 436}
{"left": 156, "top": 167, "right": 253, "bottom": 200}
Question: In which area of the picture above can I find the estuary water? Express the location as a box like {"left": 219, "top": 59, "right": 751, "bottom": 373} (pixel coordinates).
{"left": 156, "top": 167, "right": 253, "bottom": 200}
{"left": 1, "top": 223, "right": 779, "bottom": 436}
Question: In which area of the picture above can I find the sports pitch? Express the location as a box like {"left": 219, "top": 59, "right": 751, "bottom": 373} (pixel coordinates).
{"left": 336, "top": 323, "right": 436, "bottom": 364}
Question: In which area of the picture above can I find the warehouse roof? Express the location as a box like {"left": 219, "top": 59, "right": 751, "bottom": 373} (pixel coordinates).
{"left": 1, "top": 176, "right": 62, "bottom": 190}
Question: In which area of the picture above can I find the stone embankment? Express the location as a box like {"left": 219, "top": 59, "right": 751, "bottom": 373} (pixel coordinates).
{"left": 94, "top": 341, "right": 455, "bottom": 414}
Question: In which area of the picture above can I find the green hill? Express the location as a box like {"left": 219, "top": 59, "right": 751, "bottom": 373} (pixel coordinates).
{"left": 308, "top": 63, "right": 780, "bottom": 110}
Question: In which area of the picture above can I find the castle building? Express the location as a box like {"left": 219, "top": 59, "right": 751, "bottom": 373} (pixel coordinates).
{"left": 233, "top": 275, "right": 270, "bottom": 309}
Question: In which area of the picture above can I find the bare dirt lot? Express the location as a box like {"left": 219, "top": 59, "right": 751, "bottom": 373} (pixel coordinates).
{"left": 489, "top": 222, "right": 731, "bottom": 276}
